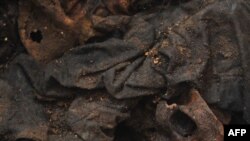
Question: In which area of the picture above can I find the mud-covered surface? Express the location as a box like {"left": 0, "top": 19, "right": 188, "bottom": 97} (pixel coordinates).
{"left": 1, "top": 0, "right": 250, "bottom": 140}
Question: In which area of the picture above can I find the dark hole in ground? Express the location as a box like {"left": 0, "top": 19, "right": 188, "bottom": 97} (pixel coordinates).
{"left": 100, "top": 127, "right": 115, "bottom": 138}
{"left": 30, "top": 30, "right": 43, "bottom": 43}
{"left": 114, "top": 122, "right": 143, "bottom": 141}
{"left": 169, "top": 109, "right": 197, "bottom": 137}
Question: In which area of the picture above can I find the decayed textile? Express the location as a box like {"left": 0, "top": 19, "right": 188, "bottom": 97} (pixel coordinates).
{"left": 0, "top": 0, "right": 250, "bottom": 140}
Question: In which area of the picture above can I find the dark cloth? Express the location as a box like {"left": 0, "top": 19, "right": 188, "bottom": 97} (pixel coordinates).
{"left": 1, "top": 0, "right": 250, "bottom": 140}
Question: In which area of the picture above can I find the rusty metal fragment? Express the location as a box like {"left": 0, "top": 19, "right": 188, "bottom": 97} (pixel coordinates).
{"left": 156, "top": 89, "right": 224, "bottom": 141}
{"left": 18, "top": 0, "right": 95, "bottom": 63}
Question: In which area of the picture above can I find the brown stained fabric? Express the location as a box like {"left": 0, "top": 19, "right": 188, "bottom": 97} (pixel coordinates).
{"left": 66, "top": 95, "right": 130, "bottom": 141}
{"left": 0, "top": 0, "right": 250, "bottom": 140}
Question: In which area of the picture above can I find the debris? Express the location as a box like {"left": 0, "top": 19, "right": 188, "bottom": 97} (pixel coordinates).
{"left": 156, "top": 89, "right": 224, "bottom": 141}
{"left": 1, "top": 0, "right": 250, "bottom": 140}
